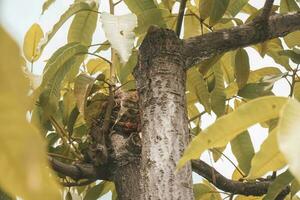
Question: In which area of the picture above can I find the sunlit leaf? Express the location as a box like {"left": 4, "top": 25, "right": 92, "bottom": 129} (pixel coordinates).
{"left": 293, "top": 82, "right": 300, "bottom": 101}
{"left": 23, "top": 23, "right": 44, "bottom": 62}
{"left": 231, "top": 131, "right": 254, "bottom": 175}
{"left": 279, "top": 49, "right": 300, "bottom": 64}
{"left": 248, "top": 127, "right": 286, "bottom": 179}
{"left": 101, "top": 13, "right": 137, "bottom": 63}
{"left": 263, "top": 170, "right": 294, "bottom": 200}
{"left": 277, "top": 99, "right": 300, "bottom": 183}
{"left": 235, "top": 48, "right": 250, "bottom": 89}
{"left": 193, "top": 182, "right": 222, "bottom": 200}
{"left": 0, "top": 26, "right": 61, "bottom": 200}
{"left": 84, "top": 181, "right": 115, "bottom": 200}
{"left": 41, "top": 0, "right": 56, "bottom": 14}
{"left": 116, "top": 50, "right": 138, "bottom": 83}
{"left": 225, "top": 67, "right": 282, "bottom": 98}
{"left": 211, "top": 63, "right": 226, "bottom": 117}
{"left": 227, "top": 0, "right": 249, "bottom": 17}
{"left": 74, "top": 73, "right": 95, "bottom": 115}
{"left": 187, "top": 67, "right": 211, "bottom": 113}
{"left": 280, "top": 0, "right": 300, "bottom": 13}
{"left": 68, "top": 0, "right": 98, "bottom": 46}
{"left": 199, "top": 0, "right": 213, "bottom": 20}
{"left": 177, "top": 96, "right": 288, "bottom": 169}
{"left": 209, "top": 0, "right": 230, "bottom": 25}
{"left": 86, "top": 58, "right": 110, "bottom": 76}
{"left": 37, "top": 1, "right": 96, "bottom": 52}
{"left": 255, "top": 39, "right": 291, "bottom": 70}
{"left": 284, "top": 31, "right": 300, "bottom": 48}
{"left": 184, "top": 9, "right": 202, "bottom": 39}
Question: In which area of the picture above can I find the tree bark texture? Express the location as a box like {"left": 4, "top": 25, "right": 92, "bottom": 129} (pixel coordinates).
{"left": 133, "top": 26, "right": 194, "bottom": 200}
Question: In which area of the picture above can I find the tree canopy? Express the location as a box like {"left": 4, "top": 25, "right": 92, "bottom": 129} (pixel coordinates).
{"left": 1, "top": 0, "right": 300, "bottom": 199}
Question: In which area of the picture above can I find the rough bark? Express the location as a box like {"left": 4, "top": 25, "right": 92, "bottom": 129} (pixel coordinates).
{"left": 183, "top": 11, "right": 300, "bottom": 68}
{"left": 133, "top": 26, "right": 194, "bottom": 199}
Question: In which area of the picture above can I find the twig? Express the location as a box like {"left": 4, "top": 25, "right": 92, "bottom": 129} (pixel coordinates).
{"left": 175, "top": 0, "right": 187, "bottom": 37}
{"left": 86, "top": 52, "right": 112, "bottom": 66}
{"left": 260, "top": 0, "right": 275, "bottom": 21}
{"left": 50, "top": 117, "right": 83, "bottom": 159}
{"left": 211, "top": 148, "right": 245, "bottom": 177}
{"left": 188, "top": 111, "right": 206, "bottom": 122}
{"left": 289, "top": 64, "right": 299, "bottom": 97}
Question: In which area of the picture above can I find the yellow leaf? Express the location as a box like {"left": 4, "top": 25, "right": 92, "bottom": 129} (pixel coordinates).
{"left": 284, "top": 31, "right": 300, "bottom": 48}
{"left": 177, "top": 96, "right": 288, "bottom": 169}
{"left": 0, "top": 26, "right": 61, "bottom": 200}
{"left": 86, "top": 58, "right": 110, "bottom": 76}
{"left": 277, "top": 99, "right": 300, "bottom": 183}
{"left": 247, "top": 127, "right": 286, "bottom": 179}
{"left": 23, "top": 23, "right": 44, "bottom": 62}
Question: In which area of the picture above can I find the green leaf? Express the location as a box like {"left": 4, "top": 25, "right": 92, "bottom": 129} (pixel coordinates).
{"left": 66, "top": 191, "right": 73, "bottom": 200}
{"left": 135, "top": 8, "right": 168, "bottom": 35}
{"left": 177, "top": 96, "right": 288, "bottom": 169}
{"left": 255, "top": 39, "right": 291, "bottom": 70}
{"left": 84, "top": 181, "right": 115, "bottom": 200}
{"left": 187, "top": 68, "right": 211, "bottom": 113}
{"left": 279, "top": 49, "right": 300, "bottom": 64}
{"left": 284, "top": 31, "right": 300, "bottom": 48}
{"left": 225, "top": 67, "right": 282, "bottom": 98}
{"left": 209, "top": 0, "right": 230, "bottom": 25}
{"left": 23, "top": 23, "right": 44, "bottom": 62}
{"left": 248, "top": 127, "right": 286, "bottom": 179}
{"left": 184, "top": 9, "right": 202, "bottom": 38}
{"left": 277, "top": 99, "right": 300, "bottom": 183}
{"left": 41, "top": 0, "right": 55, "bottom": 14}
{"left": 227, "top": 0, "right": 249, "bottom": 17}
{"left": 263, "top": 170, "right": 294, "bottom": 200}
{"left": 123, "top": 0, "right": 166, "bottom": 34}
{"left": 40, "top": 42, "right": 87, "bottom": 91}
{"left": 86, "top": 58, "right": 110, "bottom": 76}
{"left": 39, "top": 58, "right": 77, "bottom": 116}
{"left": 123, "top": 0, "right": 157, "bottom": 14}
{"left": 0, "top": 26, "right": 61, "bottom": 200}
{"left": 280, "top": 0, "right": 300, "bottom": 13}
{"left": 199, "top": 0, "right": 213, "bottom": 20}
{"left": 38, "top": 2, "right": 96, "bottom": 52}
{"left": 116, "top": 50, "right": 138, "bottom": 83}
{"left": 193, "top": 182, "right": 222, "bottom": 200}
{"left": 238, "top": 83, "right": 273, "bottom": 99}
{"left": 293, "top": 82, "right": 300, "bottom": 101}
{"left": 235, "top": 48, "right": 250, "bottom": 89}
{"left": 74, "top": 73, "right": 95, "bottom": 115}
{"left": 231, "top": 131, "right": 254, "bottom": 175}
{"left": 68, "top": 1, "right": 98, "bottom": 46}
{"left": 211, "top": 63, "right": 226, "bottom": 117}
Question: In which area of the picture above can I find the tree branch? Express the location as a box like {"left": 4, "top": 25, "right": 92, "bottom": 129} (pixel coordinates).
{"left": 259, "top": 0, "right": 275, "bottom": 21}
{"left": 175, "top": 0, "right": 187, "bottom": 37}
{"left": 191, "top": 160, "right": 290, "bottom": 198}
{"left": 183, "top": 11, "right": 300, "bottom": 68}
{"left": 49, "top": 157, "right": 110, "bottom": 181}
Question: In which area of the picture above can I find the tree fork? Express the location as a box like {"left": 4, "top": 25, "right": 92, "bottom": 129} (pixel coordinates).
{"left": 133, "top": 26, "right": 194, "bottom": 199}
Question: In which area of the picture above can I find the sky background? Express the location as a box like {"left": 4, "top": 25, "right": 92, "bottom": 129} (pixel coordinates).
{"left": 0, "top": 0, "right": 292, "bottom": 199}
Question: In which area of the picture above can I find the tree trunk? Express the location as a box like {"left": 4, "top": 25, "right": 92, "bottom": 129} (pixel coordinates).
{"left": 133, "top": 26, "right": 194, "bottom": 199}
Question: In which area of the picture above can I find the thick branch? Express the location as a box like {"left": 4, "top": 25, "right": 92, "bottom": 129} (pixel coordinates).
{"left": 183, "top": 12, "right": 300, "bottom": 68}
{"left": 191, "top": 160, "right": 290, "bottom": 199}
{"left": 49, "top": 157, "right": 110, "bottom": 181}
